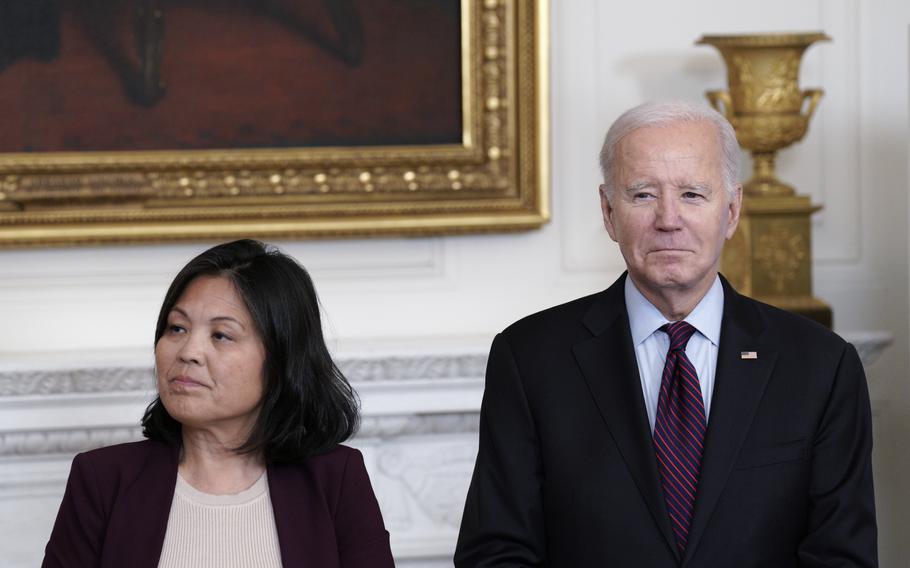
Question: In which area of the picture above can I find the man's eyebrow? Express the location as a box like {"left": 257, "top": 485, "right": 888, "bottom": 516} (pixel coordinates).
{"left": 624, "top": 181, "right": 653, "bottom": 192}
{"left": 680, "top": 183, "right": 712, "bottom": 192}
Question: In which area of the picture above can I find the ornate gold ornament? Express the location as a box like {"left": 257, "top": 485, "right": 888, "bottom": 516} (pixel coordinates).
{"left": 697, "top": 32, "right": 832, "bottom": 327}
{"left": 0, "top": 0, "right": 549, "bottom": 247}
{"left": 696, "top": 32, "right": 828, "bottom": 197}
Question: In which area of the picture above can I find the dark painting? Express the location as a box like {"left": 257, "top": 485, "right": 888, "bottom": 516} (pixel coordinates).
{"left": 0, "top": 0, "right": 462, "bottom": 152}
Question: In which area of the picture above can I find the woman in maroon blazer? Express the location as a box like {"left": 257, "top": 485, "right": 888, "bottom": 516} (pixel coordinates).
{"left": 43, "top": 240, "right": 395, "bottom": 568}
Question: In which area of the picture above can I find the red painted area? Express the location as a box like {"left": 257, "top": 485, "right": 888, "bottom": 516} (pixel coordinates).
{"left": 0, "top": 0, "right": 462, "bottom": 152}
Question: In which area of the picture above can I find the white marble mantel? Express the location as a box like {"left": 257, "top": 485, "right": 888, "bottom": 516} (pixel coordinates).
{"left": 0, "top": 331, "right": 892, "bottom": 567}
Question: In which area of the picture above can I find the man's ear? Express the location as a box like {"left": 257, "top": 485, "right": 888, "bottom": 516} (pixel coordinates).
{"left": 600, "top": 184, "right": 619, "bottom": 242}
{"left": 724, "top": 184, "right": 743, "bottom": 240}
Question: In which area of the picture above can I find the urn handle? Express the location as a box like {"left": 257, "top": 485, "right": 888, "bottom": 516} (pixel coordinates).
{"left": 705, "top": 90, "right": 734, "bottom": 120}
{"left": 801, "top": 88, "right": 824, "bottom": 121}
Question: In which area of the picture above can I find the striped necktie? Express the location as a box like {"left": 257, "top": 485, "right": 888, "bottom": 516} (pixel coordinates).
{"left": 652, "top": 321, "right": 707, "bottom": 554}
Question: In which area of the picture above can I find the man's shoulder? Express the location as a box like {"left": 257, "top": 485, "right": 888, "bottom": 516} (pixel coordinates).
{"left": 737, "top": 293, "right": 848, "bottom": 353}
{"left": 501, "top": 290, "right": 608, "bottom": 343}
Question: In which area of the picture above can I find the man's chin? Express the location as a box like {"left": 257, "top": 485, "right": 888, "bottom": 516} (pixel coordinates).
{"left": 638, "top": 267, "right": 699, "bottom": 291}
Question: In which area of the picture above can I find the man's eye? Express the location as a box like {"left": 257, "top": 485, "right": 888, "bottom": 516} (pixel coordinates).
{"left": 682, "top": 191, "right": 704, "bottom": 199}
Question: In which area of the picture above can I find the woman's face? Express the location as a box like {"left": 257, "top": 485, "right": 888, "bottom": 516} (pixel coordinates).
{"left": 155, "top": 275, "right": 267, "bottom": 439}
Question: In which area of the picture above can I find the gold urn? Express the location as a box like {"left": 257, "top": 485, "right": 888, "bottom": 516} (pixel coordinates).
{"left": 696, "top": 32, "right": 829, "bottom": 196}
{"left": 697, "top": 32, "right": 832, "bottom": 327}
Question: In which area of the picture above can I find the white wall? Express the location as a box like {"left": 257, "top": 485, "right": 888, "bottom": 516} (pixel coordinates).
{"left": 1, "top": 0, "right": 907, "bottom": 565}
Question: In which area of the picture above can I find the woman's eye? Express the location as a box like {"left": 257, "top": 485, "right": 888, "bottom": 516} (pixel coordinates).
{"left": 167, "top": 324, "right": 185, "bottom": 334}
{"left": 212, "top": 332, "right": 233, "bottom": 342}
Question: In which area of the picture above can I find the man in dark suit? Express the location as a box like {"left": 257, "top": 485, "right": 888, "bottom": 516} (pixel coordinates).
{"left": 454, "top": 101, "right": 877, "bottom": 567}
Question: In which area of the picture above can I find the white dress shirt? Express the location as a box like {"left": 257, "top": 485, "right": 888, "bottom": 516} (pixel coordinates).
{"left": 624, "top": 275, "right": 724, "bottom": 432}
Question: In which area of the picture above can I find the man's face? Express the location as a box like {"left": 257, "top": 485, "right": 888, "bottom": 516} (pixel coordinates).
{"left": 601, "top": 121, "right": 741, "bottom": 298}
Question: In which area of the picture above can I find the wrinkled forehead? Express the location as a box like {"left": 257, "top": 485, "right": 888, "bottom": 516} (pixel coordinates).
{"left": 618, "top": 121, "right": 722, "bottom": 155}
{"left": 613, "top": 123, "right": 725, "bottom": 183}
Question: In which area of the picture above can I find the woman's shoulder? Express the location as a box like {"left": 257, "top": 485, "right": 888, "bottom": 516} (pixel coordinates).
{"left": 268, "top": 445, "right": 384, "bottom": 529}
{"left": 78, "top": 438, "right": 172, "bottom": 462}
{"left": 280, "top": 444, "right": 364, "bottom": 478}
{"left": 74, "top": 439, "right": 176, "bottom": 481}
{"left": 270, "top": 444, "right": 365, "bottom": 486}
{"left": 306, "top": 443, "right": 363, "bottom": 465}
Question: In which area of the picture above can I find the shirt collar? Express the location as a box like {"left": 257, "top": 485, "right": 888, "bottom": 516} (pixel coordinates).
{"left": 624, "top": 274, "right": 724, "bottom": 347}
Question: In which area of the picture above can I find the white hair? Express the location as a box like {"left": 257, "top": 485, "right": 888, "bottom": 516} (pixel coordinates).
{"left": 598, "top": 101, "right": 741, "bottom": 201}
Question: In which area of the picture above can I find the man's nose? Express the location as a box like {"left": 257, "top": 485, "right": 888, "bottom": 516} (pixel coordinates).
{"left": 654, "top": 196, "right": 682, "bottom": 230}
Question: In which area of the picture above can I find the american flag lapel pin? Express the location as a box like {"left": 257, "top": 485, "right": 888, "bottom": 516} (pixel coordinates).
{"left": 740, "top": 351, "right": 758, "bottom": 360}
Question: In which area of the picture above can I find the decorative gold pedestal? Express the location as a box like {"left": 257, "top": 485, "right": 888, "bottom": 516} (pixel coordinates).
{"left": 721, "top": 195, "right": 831, "bottom": 327}
{"left": 697, "top": 32, "right": 833, "bottom": 327}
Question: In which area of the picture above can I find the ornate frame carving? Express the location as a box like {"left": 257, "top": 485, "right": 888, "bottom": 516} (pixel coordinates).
{"left": 0, "top": 0, "right": 548, "bottom": 247}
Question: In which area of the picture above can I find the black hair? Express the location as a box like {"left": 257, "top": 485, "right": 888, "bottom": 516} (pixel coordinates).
{"left": 141, "top": 239, "right": 359, "bottom": 463}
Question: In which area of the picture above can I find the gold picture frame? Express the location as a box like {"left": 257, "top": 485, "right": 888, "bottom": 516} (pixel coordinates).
{"left": 0, "top": 0, "right": 548, "bottom": 247}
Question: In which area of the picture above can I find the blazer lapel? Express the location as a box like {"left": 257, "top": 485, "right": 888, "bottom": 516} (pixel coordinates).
{"left": 268, "top": 463, "right": 322, "bottom": 567}
{"left": 572, "top": 274, "right": 680, "bottom": 561}
{"left": 113, "top": 442, "right": 179, "bottom": 567}
{"left": 682, "top": 278, "right": 777, "bottom": 565}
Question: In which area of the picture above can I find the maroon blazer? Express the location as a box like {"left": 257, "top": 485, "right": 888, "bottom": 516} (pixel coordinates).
{"left": 43, "top": 440, "right": 395, "bottom": 567}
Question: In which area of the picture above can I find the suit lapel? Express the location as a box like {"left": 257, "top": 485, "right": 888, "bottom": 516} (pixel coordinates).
{"left": 572, "top": 274, "right": 681, "bottom": 561}
{"left": 682, "top": 278, "right": 777, "bottom": 565}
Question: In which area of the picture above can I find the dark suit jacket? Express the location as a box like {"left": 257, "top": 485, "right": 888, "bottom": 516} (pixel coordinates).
{"left": 455, "top": 274, "right": 876, "bottom": 567}
{"left": 43, "top": 440, "right": 394, "bottom": 568}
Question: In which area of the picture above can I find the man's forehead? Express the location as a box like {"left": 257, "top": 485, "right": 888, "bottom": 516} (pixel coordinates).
{"left": 616, "top": 124, "right": 722, "bottom": 167}
{"left": 619, "top": 149, "right": 711, "bottom": 164}
{"left": 619, "top": 121, "right": 719, "bottom": 149}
